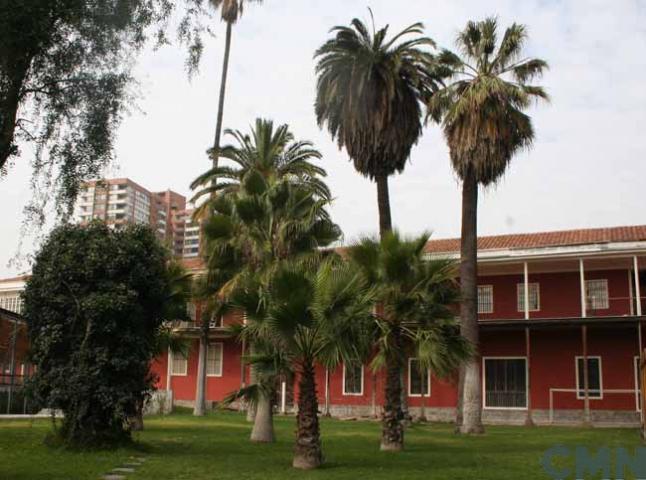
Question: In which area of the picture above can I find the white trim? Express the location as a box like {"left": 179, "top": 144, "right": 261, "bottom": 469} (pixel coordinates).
{"left": 575, "top": 356, "right": 603, "bottom": 400}
{"left": 517, "top": 282, "right": 540, "bottom": 313}
{"left": 629, "top": 269, "right": 635, "bottom": 316}
{"left": 635, "top": 356, "right": 641, "bottom": 412}
{"left": 425, "top": 241, "right": 646, "bottom": 263}
{"left": 170, "top": 349, "right": 188, "bottom": 377}
{"left": 342, "top": 362, "right": 364, "bottom": 396}
{"left": 407, "top": 358, "right": 431, "bottom": 397}
{"left": 482, "top": 356, "right": 528, "bottom": 410}
{"left": 206, "top": 342, "right": 223, "bottom": 377}
{"left": 580, "top": 259, "right": 587, "bottom": 318}
{"left": 477, "top": 285, "right": 494, "bottom": 314}
{"left": 634, "top": 256, "right": 642, "bottom": 316}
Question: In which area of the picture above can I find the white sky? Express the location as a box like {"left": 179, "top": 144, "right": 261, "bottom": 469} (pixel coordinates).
{"left": 2, "top": 0, "right": 646, "bottom": 278}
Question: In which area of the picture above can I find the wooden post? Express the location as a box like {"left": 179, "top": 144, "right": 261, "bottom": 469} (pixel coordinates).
{"left": 582, "top": 324, "right": 591, "bottom": 425}
{"left": 525, "top": 326, "right": 534, "bottom": 426}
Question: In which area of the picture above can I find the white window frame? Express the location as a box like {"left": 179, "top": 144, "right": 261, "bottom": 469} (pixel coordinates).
{"left": 482, "top": 356, "right": 528, "bottom": 411}
{"left": 342, "top": 362, "right": 364, "bottom": 396}
{"left": 585, "top": 279, "right": 609, "bottom": 310}
{"left": 575, "top": 356, "right": 603, "bottom": 400}
{"left": 517, "top": 283, "right": 540, "bottom": 312}
{"left": 206, "top": 342, "right": 224, "bottom": 377}
{"left": 170, "top": 350, "right": 188, "bottom": 376}
{"left": 635, "top": 356, "right": 641, "bottom": 412}
{"left": 407, "top": 358, "right": 431, "bottom": 397}
{"left": 478, "top": 285, "right": 494, "bottom": 314}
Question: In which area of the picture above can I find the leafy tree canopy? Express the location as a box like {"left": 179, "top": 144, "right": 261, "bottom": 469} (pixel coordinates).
{"left": 23, "top": 222, "right": 177, "bottom": 447}
{"left": 0, "top": 0, "right": 220, "bottom": 222}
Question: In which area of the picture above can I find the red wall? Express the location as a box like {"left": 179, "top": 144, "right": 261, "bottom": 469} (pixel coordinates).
{"left": 478, "top": 269, "right": 632, "bottom": 320}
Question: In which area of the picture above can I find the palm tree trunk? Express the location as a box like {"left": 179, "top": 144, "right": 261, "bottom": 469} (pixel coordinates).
{"left": 250, "top": 389, "right": 275, "bottom": 443}
{"left": 246, "top": 343, "right": 257, "bottom": 422}
{"left": 381, "top": 325, "right": 404, "bottom": 451}
{"left": 375, "top": 173, "right": 393, "bottom": 238}
{"left": 455, "top": 368, "right": 464, "bottom": 432}
{"left": 193, "top": 324, "right": 208, "bottom": 416}
{"left": 293, "top": 360, "right": 322, "bottom": 470}
{"left": 211, "top": 20, "right": 234, "bottom": 168}
{"left": 459, "top": 166, "right": 484, "bottom": 434}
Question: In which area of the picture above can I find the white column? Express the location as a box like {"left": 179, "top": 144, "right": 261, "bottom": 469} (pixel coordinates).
{"left": 524, "top": 262, "right": 530, "bottom": 320}
{"left": 635, "top": 256, "right": 642, "bottom": 317}
{"left": 166, "top": 349, "right": 172, "bottom": 393}
{"left": 579, "top": 259, "right": 587, "bottom": 318}
{"left": 281, "top": 380, "right": 287, "bottom": 414}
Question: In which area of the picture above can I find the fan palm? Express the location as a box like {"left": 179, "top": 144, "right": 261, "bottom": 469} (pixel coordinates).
{"left": 314, "top": 15, "right": 443, "bottom": 237}
{"left": 230, "top": 257, "right": 375, "bottom": 469}
{"left": 207, "top": 0, "right": 264, "bottom": 169}
{"left": 198, "top": 164, "right": 341, "bottom": 438}
{"left": 191, "top": 120, "right": 334, "bottom": 417}
{"left": 348, "top": 231, "right": 471, "bottom": 451}
{"left": 426, "top": 17, "right": 548, "bottom": 434}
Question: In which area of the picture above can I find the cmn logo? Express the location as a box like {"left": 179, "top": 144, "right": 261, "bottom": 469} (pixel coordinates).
{"left": 541, "top": 445, "right": 646, "bottom": 479}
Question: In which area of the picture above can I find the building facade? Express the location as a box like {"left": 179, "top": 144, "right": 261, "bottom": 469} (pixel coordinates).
{"left": 73, "top": 178, "right": 195, "bottom": 258}
{"left": 152, "top": 225, "right": 646, "bottom": 426}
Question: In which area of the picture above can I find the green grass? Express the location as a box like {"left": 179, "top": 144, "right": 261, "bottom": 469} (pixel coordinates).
{"left": 0, "top": 409, "right": 641, "bottom": 479}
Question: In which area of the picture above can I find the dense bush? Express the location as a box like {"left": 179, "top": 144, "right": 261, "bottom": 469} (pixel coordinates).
{"left": 24, "top": 222, "right": 172, "bottom": 447}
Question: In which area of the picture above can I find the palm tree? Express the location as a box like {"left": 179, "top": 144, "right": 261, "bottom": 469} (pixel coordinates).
{"left": 207, "top": 0, "right": 264, "bottom": 169}
{"left": 201, "top": 181, "right": 341, "bottom": 440}
{"left": 192, "top": 118, "right": 331, "bottom": 210}
{"left": 426, "top": 18, "right": 548, "bottom": 434}
{"left": 191, "top": 119, "right": 333, "bottom": 417}
{"left": 230, "top": 257, "right": 375, "bottom": 469}
{"left": 314, "top": 15, "right": 443, "bottom": 237}
{"left": 348, "top": 231, "right": 471, "bottom": 451}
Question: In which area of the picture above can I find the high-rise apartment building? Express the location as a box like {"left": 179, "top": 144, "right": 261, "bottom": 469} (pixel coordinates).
{"left": 73, "top": 178, "right": 197, "bottom": 258}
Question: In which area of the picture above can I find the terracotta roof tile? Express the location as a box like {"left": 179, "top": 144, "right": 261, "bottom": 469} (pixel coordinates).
{"left": 424, "top": 225, "right": 646, "bottom": 254}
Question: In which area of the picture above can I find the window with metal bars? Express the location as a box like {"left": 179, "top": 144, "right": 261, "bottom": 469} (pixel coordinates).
{"left": 478, "top": 285, "right": 494, "bottom": 314}
{"left": 517, "top": 283, "right": 540, "bottom": 312}
{"left": 585, "top": 279, "right": 609, "bottom": 310}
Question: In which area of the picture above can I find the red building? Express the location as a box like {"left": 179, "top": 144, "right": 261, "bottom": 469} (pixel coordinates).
{"left": 150, "top": 226, "right": 646, "bottom": 425}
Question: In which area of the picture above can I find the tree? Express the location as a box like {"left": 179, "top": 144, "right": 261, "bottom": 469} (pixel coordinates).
{"left": 426, "top": 18, "right": 548, "bottom": 434}
{"left": 206, "top": 0, "right": 264, "bottom": 170}
{"left": 347, "top": 231, "right": 471, "bottom": 451}
{"left": 200, "top": 175, "right": 341, "bottom": 439}
{"left": 0, "top": 0, "right": 175, "bottom": 214}
{"left": 314, "top": 14, "right": 443, "bottom": 237}
{"left": 23, "top": 222, "right": 174, "bottom": 447}
{"left": 230, "top": 258, "right": 375, "bottom": 469}
{"left": 192, "top": 118, "right": 331, "bottom": 209}
{"left": 191, "top": 119, "right": 334, "bottom": 418}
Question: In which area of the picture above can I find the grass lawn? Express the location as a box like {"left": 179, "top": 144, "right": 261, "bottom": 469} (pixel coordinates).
{"left": 0, "top": 409, "right": 641, "bottom": 480}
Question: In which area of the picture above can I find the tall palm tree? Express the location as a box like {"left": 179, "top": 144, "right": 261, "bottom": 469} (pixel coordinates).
{"left": 314, "top": 15, "right": 443, "bottom": 238}
{"left": 230, "top": 257, "right": 375, "bottom": 469}
{"left": 208, "top": 0, "right": 264, "bottom": 168}
{"left": 426, "top": 18, "right": 548, "bottom": 434}
{"left": 348, "top": 232, "right": 471, "bottom": 451}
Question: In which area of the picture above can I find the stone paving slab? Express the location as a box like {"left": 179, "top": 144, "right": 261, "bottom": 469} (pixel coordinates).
{"left": 112, "top": 467, "right": 135, "bottom": 473}
{"left": 102, "top": 476, "right": 125, "bottom": 480}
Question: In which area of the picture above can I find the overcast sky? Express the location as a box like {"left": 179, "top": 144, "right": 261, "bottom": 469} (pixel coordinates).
{"left": 1, "top": 0, "right": 645, "bottom": 278}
